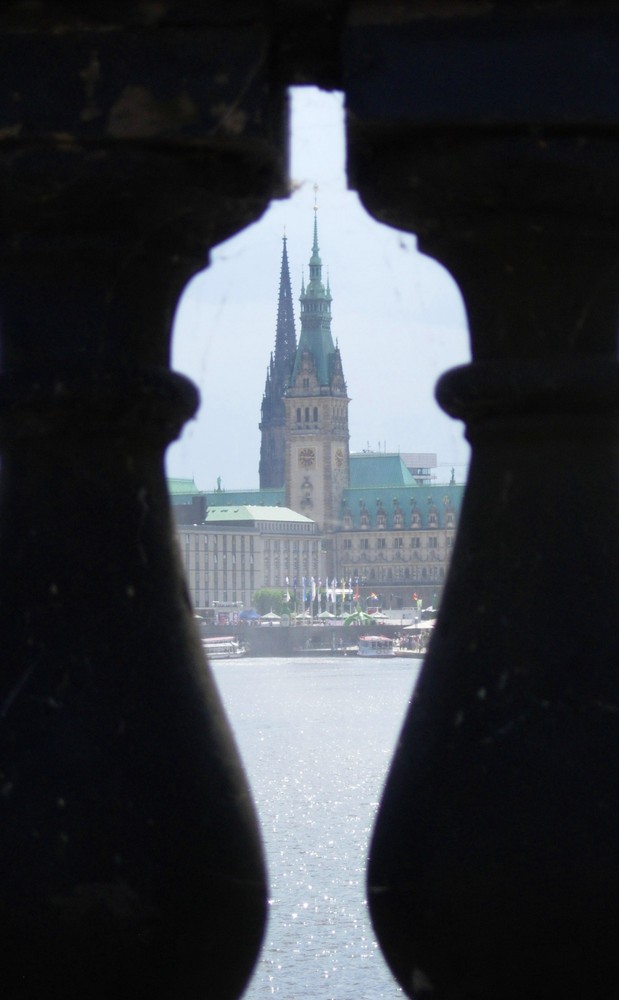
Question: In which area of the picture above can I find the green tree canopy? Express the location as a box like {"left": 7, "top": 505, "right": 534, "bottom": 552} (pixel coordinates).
{"left": 252, "top": 588, "right": 289, "bottom": 616}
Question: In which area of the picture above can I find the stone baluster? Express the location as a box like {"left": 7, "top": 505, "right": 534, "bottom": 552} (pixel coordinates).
{"left": 345, "top": 8, "right": 619, "bottom": 998}
{"left": 0, "top": 9, "right": 285, "bottom": 998}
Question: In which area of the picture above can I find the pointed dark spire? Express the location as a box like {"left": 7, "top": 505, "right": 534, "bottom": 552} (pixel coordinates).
{"left": 274, "top": 234, "right": 297, "bottom": 368}
{"left": 259, "top": 234, "right": 298, "bottom": 488}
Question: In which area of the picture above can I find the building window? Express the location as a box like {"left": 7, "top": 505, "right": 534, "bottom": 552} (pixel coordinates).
{"left": 410, "top": 537, "right": 420, "bottom": 548}
{"left": 343, "top": 539, "right": 352, "bottom": 549}
{"left": 394, "top": 537, "right": 403, "bottom": 549}
{"left": 377, "top": 538, "right": 386, "bottom": 549}
{"left": 360, "top": 538, "right": 369, "bottom": 550}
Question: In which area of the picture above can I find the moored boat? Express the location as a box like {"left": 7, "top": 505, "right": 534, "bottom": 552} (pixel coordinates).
{"left": 202, "top": 636, "right": 247, "bottom": 659}
{"left": 357, "top": 635, "right": 395, "bottom": 657}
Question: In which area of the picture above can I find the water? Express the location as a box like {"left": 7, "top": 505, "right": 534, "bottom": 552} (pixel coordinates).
{"left": 211, "top": 655, "right": 423, "bottom": 1000}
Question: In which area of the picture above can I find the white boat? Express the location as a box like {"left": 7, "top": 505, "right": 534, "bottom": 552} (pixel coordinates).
{"left": 202, "top": 636, "right": 246, "bottom": 659}
{"left": 357, "top": 635, "right": 395, "bottom": 657}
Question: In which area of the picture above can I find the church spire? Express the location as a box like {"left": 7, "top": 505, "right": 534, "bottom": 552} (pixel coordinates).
{"left": 291, "top": 196, "right": 337, "bottom": 387}
{"left": 311, "top": 185, "right": 320, "bottom": 257}
{"left": 274, "top": 233, "right": 297, "bottom": 367}
{"left": 259, "top": 233, "right": 298, "bottom": 488}
{"left": 308, "top": 184, "right": 323, "bottom": 289}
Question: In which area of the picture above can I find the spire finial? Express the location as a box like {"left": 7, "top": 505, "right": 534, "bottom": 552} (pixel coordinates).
{"left": 311, "top": 185, "right": 320, "bottom": 257}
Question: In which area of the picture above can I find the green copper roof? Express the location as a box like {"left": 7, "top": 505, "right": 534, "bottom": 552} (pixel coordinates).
{"left": 205, "top": 487, "right": 285, "bottom": 507}
{"left": 291, "top": 205, "right": 336, "bottom": 387}
{"left": 168, "top": 477, "right": 200, "bottom": 495}
{"left": 349, "top": 454, "right": 417, "bottom": 488}
{"left": 206, "top": 505, "right": 314, "bottom": 525}
{"left": 341, "top": 482, "right": 464, "bottom": 530}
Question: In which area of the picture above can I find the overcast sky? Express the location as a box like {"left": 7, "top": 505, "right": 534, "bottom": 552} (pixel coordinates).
{"left": 167, "top": 88, "right": 471, "bottom": 491}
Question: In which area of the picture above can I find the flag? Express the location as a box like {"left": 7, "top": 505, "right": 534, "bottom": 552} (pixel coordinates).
{"left": 285, "top": 576, "right": 290, "bottom": 603}
{"left": 302, "top": 576, "right": 306, "bottom": 603}
{"left": 311, "top": 576, "right": 316, "bottom": 600}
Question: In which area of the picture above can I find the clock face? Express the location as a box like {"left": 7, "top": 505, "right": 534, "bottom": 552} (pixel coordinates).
{"left": 298, "top": 447, "right": 316, "bottom": 468}
{"left": 335, "top": 448, "right": 345, "bottom": 468}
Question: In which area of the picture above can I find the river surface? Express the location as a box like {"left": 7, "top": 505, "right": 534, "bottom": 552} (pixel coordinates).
{"left": 210, "top": 655, "right": 423, "bottom": 1000}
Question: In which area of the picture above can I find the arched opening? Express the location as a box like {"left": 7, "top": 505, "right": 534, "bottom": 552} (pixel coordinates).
{"left": 166, "top": 86, "right": 471, "bottom": 1000}
{"left": 168, "top": 88, "right": 470, "bottom": 490}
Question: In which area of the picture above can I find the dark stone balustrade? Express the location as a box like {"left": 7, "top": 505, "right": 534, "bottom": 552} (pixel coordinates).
{"left": 0, "top": 4, "right": 287, "bottom": 997}
{"left": 345, "top": 7, "right": 619, "bottom": 998}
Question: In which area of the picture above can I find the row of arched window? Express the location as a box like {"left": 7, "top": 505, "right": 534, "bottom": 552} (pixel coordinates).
{"left": 342, "top": 509, "right": 457, "bottom": 530}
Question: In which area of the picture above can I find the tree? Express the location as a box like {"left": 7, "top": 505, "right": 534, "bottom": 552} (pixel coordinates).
{"left": 252, "top": 588, "right": 288, "bottom": 616}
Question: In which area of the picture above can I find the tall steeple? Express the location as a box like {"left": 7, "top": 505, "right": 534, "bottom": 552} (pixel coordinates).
{"left": 259, "top": 234, "right": 298, "bottom": 488}
{"left": 290, "top": 189, "right": 339, "bottom": 388}
{"left": 284, "top": 196, "right": 350, "bottom": 540}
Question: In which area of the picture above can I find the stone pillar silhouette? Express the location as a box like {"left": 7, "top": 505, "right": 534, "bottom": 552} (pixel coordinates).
{"left": 0, "top": 12, "right": 285, "bottom": 999}
{"left": 346, "top": 10, "right": 619, "bottom": 999}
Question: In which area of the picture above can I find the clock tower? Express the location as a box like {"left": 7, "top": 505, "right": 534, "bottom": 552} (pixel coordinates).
{"left": 284, "top": 199, "right": 350, "bottom": 536}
